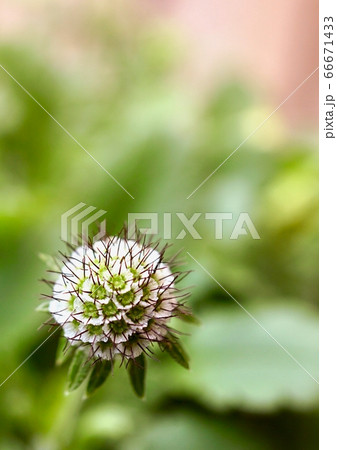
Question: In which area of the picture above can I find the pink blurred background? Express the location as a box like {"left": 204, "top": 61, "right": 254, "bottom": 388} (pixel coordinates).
{"left": 0, "top": 0, "right": 318, "bottom": 128}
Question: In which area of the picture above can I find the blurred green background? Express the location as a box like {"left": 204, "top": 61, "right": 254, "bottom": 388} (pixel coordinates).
{"left": 0, "top": 4, "right": 318, "bottom": 450}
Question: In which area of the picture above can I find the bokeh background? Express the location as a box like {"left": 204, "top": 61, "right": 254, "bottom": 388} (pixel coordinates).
{"left": 0, "top": 1, "right": 318, "bottom": 449}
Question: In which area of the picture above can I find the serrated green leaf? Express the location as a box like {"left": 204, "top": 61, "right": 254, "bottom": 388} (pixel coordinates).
{"left": 35, "top": 301, "right": 50, "bottom": 312}
{"left": 163, "top": 337, "right": 190, "bottom": 369}
{"left": 38, "top": 253, "right": 60, "bottom": 271}
{"left": 55, "top": 336, "right": 75, "bottom": 366}
{"left": 66, "top": 348, "right": 91, "bottom": 392}
{"left": 128, "top": 353, "right": 146, "bottom": 398}
{"left": 86, "top": 360, "right": 112, "bottom": 396}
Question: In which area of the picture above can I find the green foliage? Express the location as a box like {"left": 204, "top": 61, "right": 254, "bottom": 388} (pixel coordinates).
{"left": 66, "top": 349, "right": 91, "bottom": 393}
{"left": 160, "top": 304, "right": 318, "bottom": 411}
{"left": 55, "top": 336, "right": 75, "bottom": 367}
{"left": 86, "top": 360, "right": 112, "bottom": 397}
{"left": 128, "top": 354, "right": 146, "bottom": 398}
{"left": 176, "top": 309, "right": 201, "bottom": 325}
{"left": 121, "top": 411, "right": 270, "bottom": 450}
{"left": 161, "top": 336, "right": 190, "bottom": 369}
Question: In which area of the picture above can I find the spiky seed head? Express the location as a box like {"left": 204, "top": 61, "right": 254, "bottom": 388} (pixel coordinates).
{"left": 48, "top": 236, "right": 184, "bottom": 361}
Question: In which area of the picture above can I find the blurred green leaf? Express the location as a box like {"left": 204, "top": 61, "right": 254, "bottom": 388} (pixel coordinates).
{"left": 77, "top": 405, "right": 133, "bottom": 442}
{"left": 121, "top": 411, "right": 270, "bottom": 450}
{"left": 66, "top": 348, "right": 91, "bottom": 393}
{"left": 165, "top": 304, "right": 318, "bottom": 411}
{"left": 161, "top": 336, "right": 190, "bottom": 369}
{"left": 128, "top": 353, "right": 146, "bottom": 398}
{"left": 176, "top": 309, "right": 201, "bottom": 326}
{"left": 86, "top": 360, "right": 112, "bottom": 396}
{"left": 55, "top": 336, "right": 75, "bottom": 366}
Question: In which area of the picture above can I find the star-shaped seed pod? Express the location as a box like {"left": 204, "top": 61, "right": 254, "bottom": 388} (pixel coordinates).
{"left": 39, "top": 231, "right": 194, "bottom": 397}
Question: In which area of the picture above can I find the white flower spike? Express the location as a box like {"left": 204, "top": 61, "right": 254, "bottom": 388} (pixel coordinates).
{"left": 41, "top": 231, "right": 193, "bottom": 397}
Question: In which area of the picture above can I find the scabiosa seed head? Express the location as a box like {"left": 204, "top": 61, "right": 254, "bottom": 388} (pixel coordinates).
{"left": 47, "top": 234, "right": 190, "bottom": 366}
